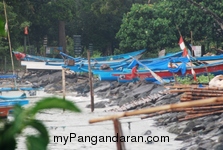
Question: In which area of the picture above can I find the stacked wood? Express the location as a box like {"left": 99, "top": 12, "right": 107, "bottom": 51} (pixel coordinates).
{"left": 89, "top": 97, "right": 223, "bottom": 124}
{"left": 168, "top": 85, "right": 223, "bottom": 101}
{"left": 105, "top": 89, "right": 170, "bottom": 112}
{"left": 141, "top": 84, "right": 223, "bottom": 122}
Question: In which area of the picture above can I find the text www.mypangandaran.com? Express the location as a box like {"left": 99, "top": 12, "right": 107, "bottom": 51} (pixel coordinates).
{"left": 53, "top": 133, "right": 170, "bottom": 145}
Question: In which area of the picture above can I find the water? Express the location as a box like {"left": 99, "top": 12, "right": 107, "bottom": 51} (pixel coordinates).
{"left": 14, "top": 93, "right": 183, "bottom": 150}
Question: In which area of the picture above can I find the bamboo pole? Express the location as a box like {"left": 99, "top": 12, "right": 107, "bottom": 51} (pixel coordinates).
{"left": 186, "top": 110, "right": 218, "bottom": 114}
{"left": 179, "top": 109, "right": 223, "bottom": 122}
{"left": 3, "top": 0, "right": 16, "bottom": 89}
{"left": 165, "top": 84, "right": 202, "bottom": 89}
{"left": 87, "top": 50, "right": 94, "bottom": 112}
{"left": 62, "top": 68, "right": 66, "bottom": 112}
{"left": 113, "top": 119, "right": 125, "bottom": 150}
{"left": 190, "top": 92, "right": 223, "bottom": 97}
{"left": 170, "top": 89, "right": 223, "bottom": 93}
{"left": 62, "top": 68, "right": 66, "bottom": 100}
{"left": 89, "top": 97, "right": 223, "bottom": 124}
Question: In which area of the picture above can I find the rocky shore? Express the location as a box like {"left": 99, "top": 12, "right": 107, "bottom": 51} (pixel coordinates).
{"left": 2, "top": 70, "right": 223, "bottom": 150}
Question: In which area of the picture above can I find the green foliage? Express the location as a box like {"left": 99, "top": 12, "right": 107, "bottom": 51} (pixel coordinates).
{"left": 0, "top": 97, "right": 81, "bottom": 150}
{"left": 176, "top": 75, "right": 193, "bottom": 85}
{"left": 91, "top": 50, "right": 102, "bottom": 58}
{"left": 116, "top": 3, "right": 177, "bottom": 52}
{"left": 197, "top": 74, "right": 215, "bottom": 83}
{"left": 1, "top": 0, "right": 223, "bottom": 56}
{"left": 176, "top": 73, "right": 214, "bottom": 84}
{"left": 0, "top": 16, "right": 6, "bottom": 37}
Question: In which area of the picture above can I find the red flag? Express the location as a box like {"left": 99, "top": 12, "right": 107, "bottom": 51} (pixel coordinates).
{"left": 191, "top": 67, "right": 197, "bottom": 81}
{"left": 14, "top": 52, "right": 26, "bottom": 60}
{"left": 178, "top": 36, "right": 188, "bottom": 57}
{"left": 24, "top": 26, "right": 28, "bottom": 35}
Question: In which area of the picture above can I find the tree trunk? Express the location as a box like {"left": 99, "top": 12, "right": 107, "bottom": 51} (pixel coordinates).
{"left": 58, "top": 20, "right": 66, "bottom": 53}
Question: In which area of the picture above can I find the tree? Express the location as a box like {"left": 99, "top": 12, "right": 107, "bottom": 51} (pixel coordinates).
{"left": 116, "top": 3, "right": 177, "bottom": 52}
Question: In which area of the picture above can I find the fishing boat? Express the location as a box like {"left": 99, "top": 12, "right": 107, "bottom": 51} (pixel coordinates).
{"left": 20, "top": 61, "right": 63, "bottom": 70}
{"left": 0, "top": 99, "right": 29, "bottom": 107}
{"left": 0, "top": 86, "right": 44, "bottom": 97}
{"left": 13, "top": 51, "right": 64, "bottom": 62}
{"left": 97, "top": 57, "right": 188, "bottom": 81}
{"left": 61, "top": 49, "right": 146, "bottom": 72}
{"left": 0, "top": 93, "right": 26, "bottom": 100}
{"left": 0, "top": 106, "right": 13, "bottom": 118}
{"left": 89, "top": 49, "right": 146, "bottom": 61}
{"left": 113, "top": 59, "right": 223, "bottom": 83}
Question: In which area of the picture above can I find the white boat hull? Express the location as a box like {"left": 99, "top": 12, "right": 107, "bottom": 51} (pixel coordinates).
{"left": 21, "top": 61, "right": 62, "bottom": 70}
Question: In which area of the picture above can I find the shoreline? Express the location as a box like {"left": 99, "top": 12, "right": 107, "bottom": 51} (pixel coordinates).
{"left": 2, "top": 70, "right": 223, "bottom": 149}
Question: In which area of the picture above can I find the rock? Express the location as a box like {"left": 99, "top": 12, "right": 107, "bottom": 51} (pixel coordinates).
{"left": 213, "top": 143, "right": 223, "bottom": 150}
{"left": 118, "top": 96, "right": 135, "bottom": 107}
{"left": 143, "top": 130, "right": 152, "bottom": 135}
{"left": 175, "top": 133, "right": 192, "bottom": 141}
{"left": 192, "top": 125, "right": 206, "bottom": 132}
{"left": 218, "top": 134, "right": 223, "bottom": 142}
{"left": 182, "top": 121, "right": 195, "bottom": 132}
{"left": 94, "top": 82, "right": 111, "bottom": 93}
{"left": 196, "top": 147, "right": 206, "bottom": 150}
{"left": 86, "top": 101, "right": 109, "bottom": 108}
{"left": 198, "top": 139, "right": 214, "bottom": 150}
{"left": 168, "top": 125, "right": 183, "bottom": 135}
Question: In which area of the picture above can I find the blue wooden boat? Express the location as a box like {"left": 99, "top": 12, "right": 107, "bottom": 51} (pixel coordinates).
{"left": 0, "top": 87, "right": 43, "bottom": 92}
{"left": 139, "top": 51, "right": 183, "bottom": 64}
{"left": 62, "top": 57, "right": 134, "bottom": 72}
{"left": 0, "top": 93, "right": 26, "bottom": 100}
{"left": 112, "top": 59, "right": 223, "bottom": 83}
{"left": 0, "top": 74, "right": 17, "bottom": 79}
{"left": 0, "top": 99, "right": 29, "bottom": 107}
{"left": 13, "top": 51, "right": 64, "bottom": 62}
{"left": 92, "top": 49, "right": 146, "bottom": 61}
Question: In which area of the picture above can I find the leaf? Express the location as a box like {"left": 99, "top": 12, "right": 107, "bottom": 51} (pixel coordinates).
{"left": 0, "top": 123, "right": 17, "bottom": 150}
{"left": 5, "top": 105, "right": 25, "bottom": 138}
{"left": 26, "top": 136, "right": 47, "bottom": 150}
{"left": 28, "top": 97, "right": 81, "bottom": 116}
{"left": 26, "top": 120, "right": 49, "bottom": 150}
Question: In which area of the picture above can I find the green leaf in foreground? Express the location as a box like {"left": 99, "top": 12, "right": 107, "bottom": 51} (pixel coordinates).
{"left": 28, "top": 97, "right": 81, "bottom": 116}
{"left": 0, "top": 97, "right": 81, "bottom": 150}
{"left": 26, "top": 120, "right": 49, "bottom": 150}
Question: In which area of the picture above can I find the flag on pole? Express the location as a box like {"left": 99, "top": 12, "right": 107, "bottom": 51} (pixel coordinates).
{"left": 178, "top": 36, "right": 188, "bottom": 57}
{"left": 191, "top": 62, "right": 197, "bottom": 81}
{"left": 187, "top": 53, "right": 197, "bottom": 82}
{"left": 4, "top": 22, "right": 8, "bottom": 32}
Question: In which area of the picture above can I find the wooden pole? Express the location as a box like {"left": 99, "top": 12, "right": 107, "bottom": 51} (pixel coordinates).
{"left": 62, "top": 68, "right": 66, "bottom": 111}
{"left": 113, "top": 119, "right": 126, "bottom": 150}
{"left": 87, "top": 50, "right": 94, "bottom": 112}
{"left": 89, "top": 97, "right": 223, "bottom": 124}
{"left": 3, "top": 0, "right": 16, "bottom": 88}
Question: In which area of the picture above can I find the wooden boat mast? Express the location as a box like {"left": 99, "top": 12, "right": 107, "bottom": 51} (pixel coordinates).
{"left": 3, "top": 0, "right": 17, "bottom": 88}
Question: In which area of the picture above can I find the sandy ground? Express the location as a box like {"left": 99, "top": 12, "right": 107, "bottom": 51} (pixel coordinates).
{"left": 13, "top": 92, "right": 183, "bottom": 150}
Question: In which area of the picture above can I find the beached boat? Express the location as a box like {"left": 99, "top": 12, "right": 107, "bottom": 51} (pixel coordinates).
{"left": 112, "top": 60, "right": 223, "bottom": 83}
{"left": 13, "top": 51, "right": 64, "bottom": 62}
{"left": 21, "top": 61, "right": 63, "bottom": 70}
{"left": 61, "top": 49, "right": 145, "bottom": 72}
{"left": 0, "top": 93, "right": 26, "bottom": 100}
{"left": 90, "top": 49, "right": 146, "bottom": 61}
{"left": 0, "top": 106, "right": 13, "bottom": 118}
{"left": 0, "top": 99, "right": 29, "bottom": 107}
{"left": 97, "top": 57, "right": 189, "bottom": 81}
{"left": 0, "top": 87, "right": 44, "bottom": 97}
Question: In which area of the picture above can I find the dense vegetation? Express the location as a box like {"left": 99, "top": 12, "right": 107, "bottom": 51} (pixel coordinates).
{"left": 0, "top": 0, "right": 223, "bottom": 59}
